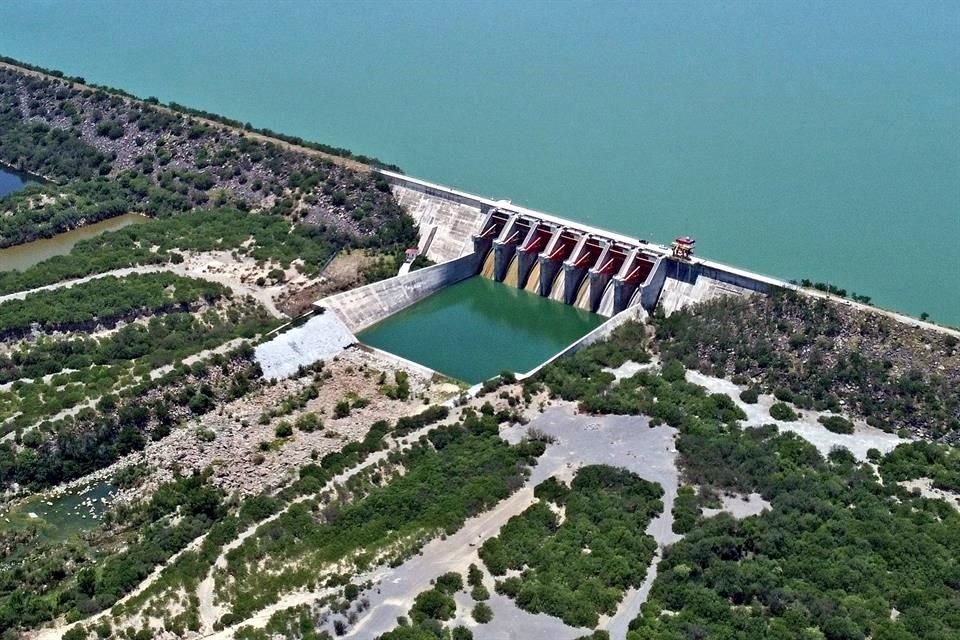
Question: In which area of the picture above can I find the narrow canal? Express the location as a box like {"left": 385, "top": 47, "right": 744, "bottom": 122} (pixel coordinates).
{"left": 358, "top": 277, "right": 605, "bottom": 384}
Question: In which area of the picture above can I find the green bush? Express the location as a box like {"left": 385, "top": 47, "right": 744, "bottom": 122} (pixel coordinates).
{"left": 333, "top": 400, "right": 351, "bottom": 419}
{"left": 433, "top": 572, "right": 463, "bottom": 594}
{"left": 769, "top": 402, "right": 798, "bottom": 421}
{"left": 410, "top": 588, "right": 455, "bottom": 623}
{"left": 739, "top": 387, "right": 759, "bottom": 404}
{"left": 471, "top": 602, "right": 493, "bottom": 624}
{"left": 818, "top": 414, "right": 854, "bottom": 434}
{"left": 671, "top": 485, "right": 700, "bottom": 534}
{"left": 470, "top": 584, "right": 490, "bottom": 601}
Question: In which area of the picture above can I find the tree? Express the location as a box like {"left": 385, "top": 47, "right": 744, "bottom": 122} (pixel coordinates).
{"left": 472, "top": 602, "right": 493, "bottom": 623}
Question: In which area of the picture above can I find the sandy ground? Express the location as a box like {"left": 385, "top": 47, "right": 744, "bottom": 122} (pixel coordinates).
{"left": 686, "top": 370, "right": 907, "bottom": 459}
{"left": 899, "top": 478, "right": 960, "bottom": 511}
{"left": 0, "top": 250, "right": 300, "bottom": 318}
{"left": 702, "top": 492, "right": 771, "bottom": 519}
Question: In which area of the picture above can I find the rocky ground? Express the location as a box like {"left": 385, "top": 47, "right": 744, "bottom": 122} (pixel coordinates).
{"left": 72, "top": 347, "right": 460, "bottom": 502}
{"left": 2, "top": 64, "right": 405, "bottom": 239}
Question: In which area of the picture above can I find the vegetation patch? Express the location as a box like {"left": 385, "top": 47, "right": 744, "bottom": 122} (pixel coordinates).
{"left": 817, "top": 414, "right": 854, "bottom": 434}
{"left": 652, "top": 292, "right": 960, "bottom": 440}
{"left": 0, "top": 271, "right": 227, "bottom": 339}
{"left": 480, "top": 466, "right": 663, "bottom": 628}
{"left": 768, "top": 401, "right": 797, "bottom": 422}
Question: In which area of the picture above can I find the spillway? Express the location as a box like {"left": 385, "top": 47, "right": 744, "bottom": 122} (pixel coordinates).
{"left": 597, "top": 281, "right": 616, "bottom": 316}
{"left": 548, "top": 270, "right": 566, "bottom": 302}
{"left": 573, "top": 278, "right": 591, "bottom": 310}
{"left": 480, "top": 250, "right": 495, "bottom": 278}
{"left": 524, "top": 261, "right": 542, "bottom": 293}
{"left": 503, "top": 255, "right": 519, "bottom": 287}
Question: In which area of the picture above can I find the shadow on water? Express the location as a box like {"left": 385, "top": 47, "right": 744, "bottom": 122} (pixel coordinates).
{"left": 0, "top": 165, "right": 38, "bottom": 199}
{"left": 358, "top": 276, "right": 605, "bottom": 384}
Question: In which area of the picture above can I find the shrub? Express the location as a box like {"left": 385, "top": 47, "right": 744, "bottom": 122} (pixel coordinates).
{"left": 333, "top": 400, "right": 351, "bottom": 419}
{"left": 818, "top": 414, "right": 855, "bottom": 434}
{"left": 433, "top": 572, "right": 463, "bottom": 594}
{"left": 661, "top": 360, "right": 686, "bottom": 382}
{"left": 470, "top": 584, "right": 490, "bottom": 601}
{"left": 411, "top": 588, "right": 456, "bottom": 623}
{"left": 467, "top": 563, "right": 484, "bottom": 588}
{"left": 472, "top": 602, "right": 493, "bottom": 623}
{"left": 275, "top": 421, "right": 293, "bottom": 438}
{"left": 671, "top": 485, "right": 700, "bottom": 534}
{"left": 769, "top": 402, "right": 798, "bottom": 421}
{"left": 739, "top": 387, "right": 759, "bottom": 404}
{"left": 452, "top": 627, "right": 474, "bottom": 640}
{"left": 295, "top": 413, "right": 321, "bottom": 432}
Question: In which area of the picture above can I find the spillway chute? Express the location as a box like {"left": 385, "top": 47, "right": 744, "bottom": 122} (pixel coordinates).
{"left": 597, "top": 281, "right": 616, "bottom": 316}
{"left": 480, "top": 250, "right": 495, "bottom": 279}
{"left": 524, "top": 261, "right": 542, "bottom": 294}
{"left": 548, "top": 270, "right": 566, "bottom": 302}
{"left": 574, "top": 278, "right": 591, "bottom": 310}
{"left": 503, "top": 255, "right": 519, "bottom": 287}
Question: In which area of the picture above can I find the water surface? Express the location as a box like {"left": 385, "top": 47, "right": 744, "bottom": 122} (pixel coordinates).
{"left": 0, "top": 166, "right": 34, "bottom": 198}
{"left": 0, "top": 1, "right": 957, "bottom": 322}
{"left": 359, "top": 277, "right": 605, "bottom": 383}
{"left": 0, "top": 213, "right": 148, "bottom": 272}
{"left": 0, "top": 480, "right": 116, "bottom": 544}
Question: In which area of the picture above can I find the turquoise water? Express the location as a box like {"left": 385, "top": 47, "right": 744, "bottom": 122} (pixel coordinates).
{"left": 0, "top": 1, "right": 957, "bottom": 323}
{"left": 359, "top": 277, "right": 605, "bottom": 383}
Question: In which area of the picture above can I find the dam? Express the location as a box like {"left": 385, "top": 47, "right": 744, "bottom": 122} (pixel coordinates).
{"left": 258, "top": 171, "right": 788, "bottom": 382}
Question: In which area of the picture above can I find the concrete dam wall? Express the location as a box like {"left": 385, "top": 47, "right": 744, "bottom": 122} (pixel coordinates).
{"left": 319, "top": 253, "right": 481, "bottom": 333}
{"left": 254, "top": 171, "right": 792, "bottom": 381}
{"left": 380, "top": 171, "right": 782, "bottom": 318}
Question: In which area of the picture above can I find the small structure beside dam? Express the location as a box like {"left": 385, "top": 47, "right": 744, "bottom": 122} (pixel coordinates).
{"left": 258, "top": 170, "right": 791, "bottom": 381}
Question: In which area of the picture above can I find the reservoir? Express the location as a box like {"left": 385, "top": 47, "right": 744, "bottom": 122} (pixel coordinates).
{"left": 1, "top": 2, "right": 955, "bottom": 324}
{"left": 0, "top": 213, "right": 149, "bottom": 272}
{"left": 359, "top": 277, "right": 605, "bottom": 384}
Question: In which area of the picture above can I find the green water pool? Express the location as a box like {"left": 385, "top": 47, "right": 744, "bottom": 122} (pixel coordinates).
{"left": 358, "top": 277, "right": 605, "bottom": 384}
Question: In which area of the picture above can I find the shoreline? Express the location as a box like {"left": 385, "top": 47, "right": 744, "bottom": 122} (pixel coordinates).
{"left": 0, "top": 59, "right": 379, "bottom": 174}
{"left": 1, "top": 58, "right": 956, "bottom": 334}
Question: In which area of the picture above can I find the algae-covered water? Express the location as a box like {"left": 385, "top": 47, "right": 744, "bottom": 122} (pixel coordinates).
{"left": 0, "top": 480, "right": 116, "bottom": 544}
{"left": 359, "top": 277, "right": 605, "bottom": 383}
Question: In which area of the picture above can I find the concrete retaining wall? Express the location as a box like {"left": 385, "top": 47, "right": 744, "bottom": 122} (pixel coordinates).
{"left": 317, "top": 253, "right": 480, "bottom": 333}
{"left": 521, "top": 304, "right": 649, "bottom": 379}
{"left": 382, "top": 171, "right": 493, "bottom": 212}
